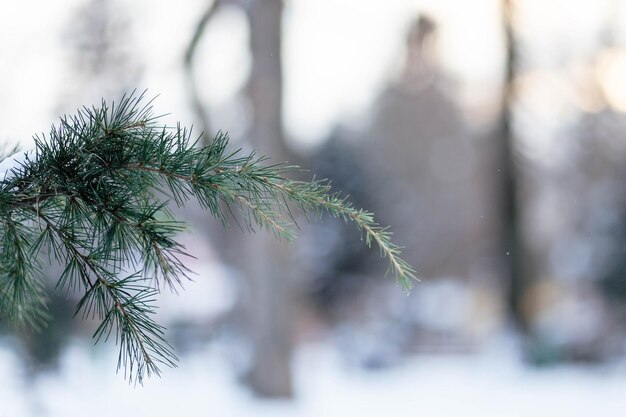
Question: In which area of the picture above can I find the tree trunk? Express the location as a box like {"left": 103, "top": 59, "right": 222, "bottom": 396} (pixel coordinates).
{"left": 242, "top": 0, "right": 294, "bottom": 398}
{"left": 182, "top": 0, "right": 294, "bottom": 397}
{"left": 499, "top": 0, "right": 529, "bottom": 332}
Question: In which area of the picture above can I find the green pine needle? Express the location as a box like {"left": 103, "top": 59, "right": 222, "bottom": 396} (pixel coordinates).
{"left": 0, "top": 91, "right": 416, "bottom": 383}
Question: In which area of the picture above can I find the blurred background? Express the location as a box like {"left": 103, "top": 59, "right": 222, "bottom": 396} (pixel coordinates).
{"left": 3, "top": 0, "right": 626, "bottom": 415}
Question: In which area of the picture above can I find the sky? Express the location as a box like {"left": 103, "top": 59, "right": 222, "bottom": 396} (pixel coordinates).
{"left": 0, "top": 0, "right": 505, "bottom": 150}
{"left": 1, "top": 0, "right": 623, "bottom": 150}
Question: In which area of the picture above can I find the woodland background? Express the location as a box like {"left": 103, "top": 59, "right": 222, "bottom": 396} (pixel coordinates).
{"left": 3, "top": 0, "right": 626, "bottom": 415}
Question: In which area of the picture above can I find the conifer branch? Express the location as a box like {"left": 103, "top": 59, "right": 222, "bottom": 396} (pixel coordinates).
{"left": 0, "top": 91, "right": 416, "bottom": 382}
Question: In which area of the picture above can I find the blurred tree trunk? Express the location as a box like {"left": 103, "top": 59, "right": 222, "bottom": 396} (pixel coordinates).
{"left": 499, "top": 0, "right": 529, "bottom": 332}
{"left": 184, "top": 0, "right": 220, "bottom": 144}
{"left": 242, "top": 0, "right": 295, "bottom": 398}
{"left": 184, "top": 0, "right": 294, "bottom": 398}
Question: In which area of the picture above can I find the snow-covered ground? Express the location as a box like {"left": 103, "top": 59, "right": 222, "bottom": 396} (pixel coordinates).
{"left": 2, "top": 337, "right": 626, "bottom": 417}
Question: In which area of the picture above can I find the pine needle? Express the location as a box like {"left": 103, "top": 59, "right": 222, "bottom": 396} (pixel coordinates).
{"left": 0, "top": 91, "right": 416, "bottom": 383}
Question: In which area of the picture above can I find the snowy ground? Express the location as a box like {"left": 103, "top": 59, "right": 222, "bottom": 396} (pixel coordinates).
{"left": 2, "top": 337, "right": 626, "bottom": 417}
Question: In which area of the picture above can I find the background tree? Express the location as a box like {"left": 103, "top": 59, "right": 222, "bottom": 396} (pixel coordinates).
{"left": 184, "top": 0, "right": 299, "bottom": 397}
{"left": 499, "top": 0, "right": 528, "bottom": 332}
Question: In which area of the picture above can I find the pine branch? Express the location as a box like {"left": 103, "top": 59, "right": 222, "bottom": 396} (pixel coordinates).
{"left": 266, "top": 179, "right": 417, "bottom": 290}
{"left": 0, "top": 91, "right": 416, "bottom": 382}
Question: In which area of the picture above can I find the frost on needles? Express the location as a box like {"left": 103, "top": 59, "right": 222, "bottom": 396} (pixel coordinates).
{"left": 0, "top": 92, "right": 416, "bottom": 383}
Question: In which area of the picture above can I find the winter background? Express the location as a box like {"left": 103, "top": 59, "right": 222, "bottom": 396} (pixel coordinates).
{"left": 3, "top": 0, "right": 626, "bottom": 415}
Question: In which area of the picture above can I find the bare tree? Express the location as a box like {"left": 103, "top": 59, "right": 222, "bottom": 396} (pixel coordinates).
{"left": 499, "top": 0, "right": 529, "bottom": 331}
{"left": 184, "top": 0, "right": 221, "bottom": 144}
{"left": 241, "top": 0, "right": 295, "bottom": 398}
{"left": 185, "top": 0, "right": 295, "bottom": 397}
{"left": 61, "top": 0, "right": 141, "bottom": 108}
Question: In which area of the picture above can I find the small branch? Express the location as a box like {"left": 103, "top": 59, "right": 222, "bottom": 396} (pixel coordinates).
{"left": 258, "top": 178, "right": 417, "bottom": 289}
{"left": 123, "top": 162, "right": 289, "bottom": 236}
{"left": 24, "top": 206, "right": 173, "bottom": 380}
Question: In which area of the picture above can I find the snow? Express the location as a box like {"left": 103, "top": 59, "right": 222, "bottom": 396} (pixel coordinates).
{"left": 2, "top": 337, "right": 626, "bottom": 416}
{"left": 0, "top": 150, "right": 35, "bottom": 181}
